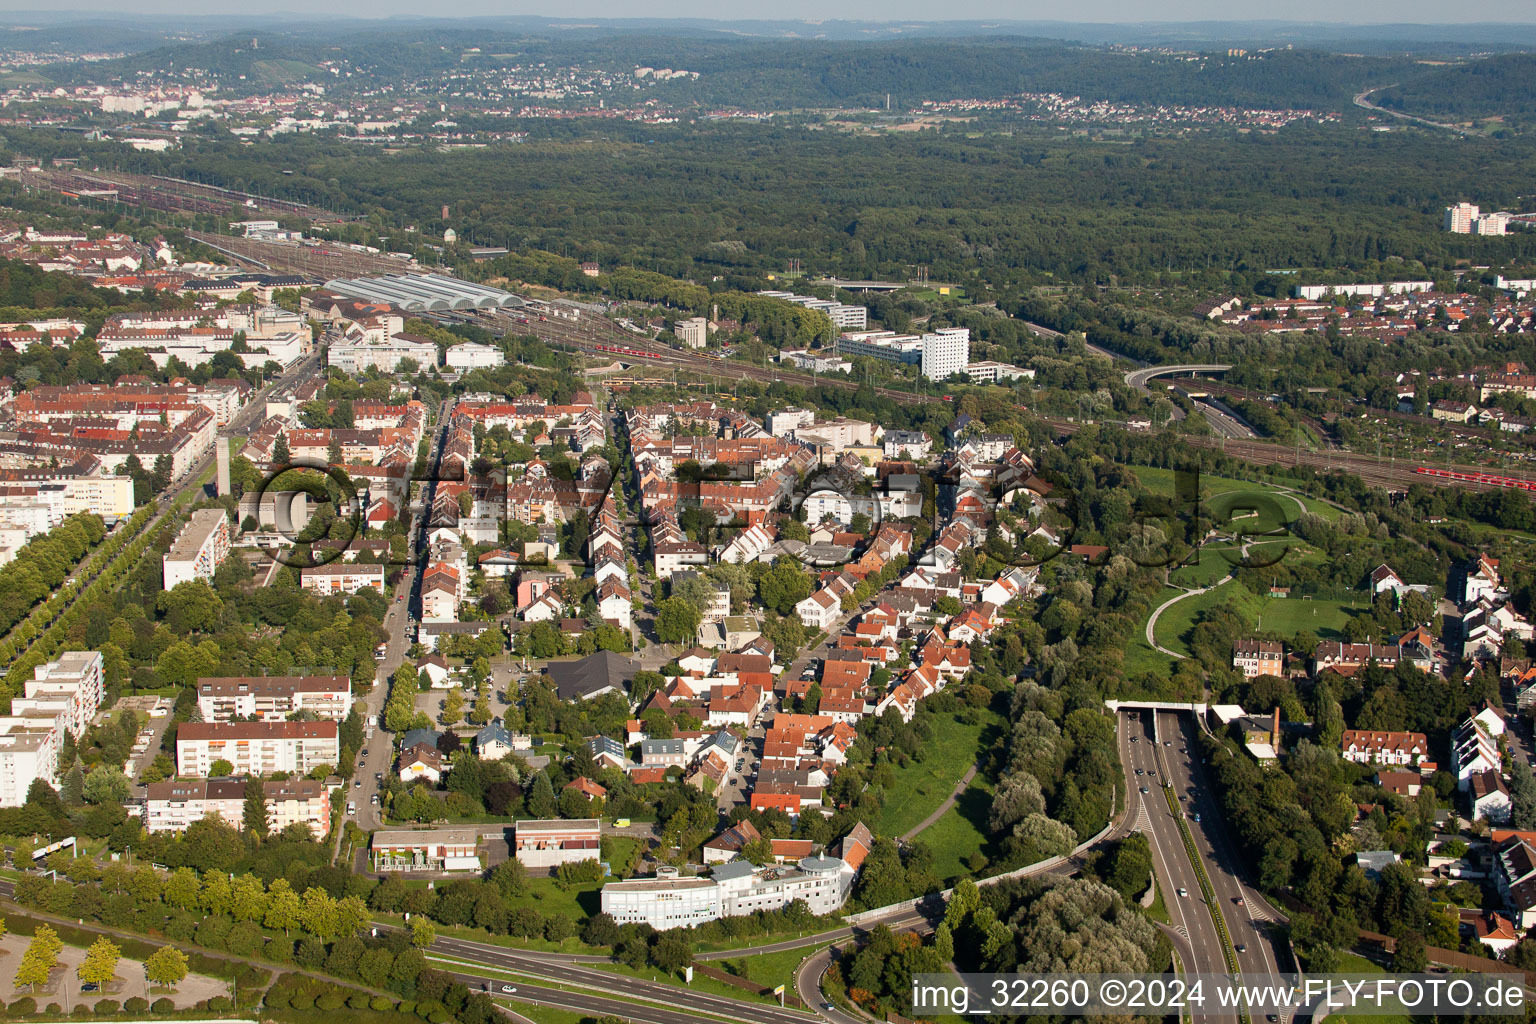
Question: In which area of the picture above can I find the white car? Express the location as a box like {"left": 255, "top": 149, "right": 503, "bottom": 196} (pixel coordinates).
{"left": 501, "top": 985, "right": 516, "bottom": 994}
{"left": 1177, "top": 887, "right": 1188, "bottom": 898}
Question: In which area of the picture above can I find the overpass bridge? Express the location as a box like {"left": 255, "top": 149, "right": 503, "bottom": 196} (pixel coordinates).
{"left": 1126, "top": 363, "right": 1233, "bottom": 393}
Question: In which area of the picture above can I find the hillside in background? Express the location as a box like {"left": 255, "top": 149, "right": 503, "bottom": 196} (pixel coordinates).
{"left": 1372, "top": 54, "right": 1536, "bottom": 124}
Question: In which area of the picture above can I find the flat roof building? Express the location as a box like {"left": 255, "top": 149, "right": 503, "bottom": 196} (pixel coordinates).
{"left": 163, "top": 508, "right": 230, "bottom": 590}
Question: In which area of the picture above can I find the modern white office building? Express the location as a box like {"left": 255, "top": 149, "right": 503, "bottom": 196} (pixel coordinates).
{"left": 163, "top": 508, "right": 231, "bottom": 590}
{"left": 327, "top": 332, "right": 440, "bottom": 374}
{"left": 757, "top": 291, "right": 867, "bottom": 330}
{"left": 836, "top": 328, "right": 970, "bottom": 381}
{"left": 600, "top": 856, "right": 853, "bottom": 929}
{"left": 444, "top": 342, "right": 506, "bottom": 370}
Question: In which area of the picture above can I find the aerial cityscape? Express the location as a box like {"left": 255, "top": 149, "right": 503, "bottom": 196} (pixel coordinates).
{"left": 0, "top": 6, "right": 1532, "bottom": 1024}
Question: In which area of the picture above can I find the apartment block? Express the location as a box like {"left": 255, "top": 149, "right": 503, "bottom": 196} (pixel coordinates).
{"left": 0, "top": 651, "right": 104, "bottom": 807}
{"left": 836, "top": 327, "right": 970, "bottom": 381}
{"left": 13, "top": 651, "right": 104, "bottom": 738}
{"left": 163, "top": 508, "right": 231, "bottom": 589}
{"left": 196, "top": 675, "right": 352, "bottom": 722}
{"left": 299, "top": 562, "right": 386, "bottom": 596}
{"left": 175, "top": 720, "right": 340, "bottom": 777}
{"left": 143, "top": 776, "right": 331, "bottom": 838}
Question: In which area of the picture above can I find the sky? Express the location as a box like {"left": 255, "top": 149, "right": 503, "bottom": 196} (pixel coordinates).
{"left": 2, "top": 2, "right": 1533, "bottom": 25}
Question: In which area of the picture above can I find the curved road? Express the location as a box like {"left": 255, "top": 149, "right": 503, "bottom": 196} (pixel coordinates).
{"left": 1126, "top": 363, "right": 1233, "bottom": 393}
{"left": 1353, "top": 88, "right": 1475, "bottom": 136}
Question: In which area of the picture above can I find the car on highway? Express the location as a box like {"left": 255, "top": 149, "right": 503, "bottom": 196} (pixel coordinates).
{"left": 823, "top": 1003, "right": 835, "bottom": 1012}
{"left": 1177, "top": 888, "right": 1188, "bottom": 898}
{"left": 1135, "top": 769, "right": 1143, "bottom": 775}
{"left": 1148, "top": 769, "right": 1155, "bottom": 776}
{"left": 354, "top": 779, "right": 362, "bottom": 788}
{"left": 1235, "top": 944, "right": 1246, "bottom": 953}
{"left": 501, "top": 986, "right": 516, "bottom": 994}
{"left": 1139, "top": 786, "right": 1148, "bottom": 794}
{"left": 1235, "top": 897, "right": 1244, "bottom": 906}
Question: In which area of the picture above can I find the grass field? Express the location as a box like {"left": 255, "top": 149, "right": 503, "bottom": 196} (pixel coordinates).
{"left": 920, "top": 781, "right": 993, "bottom": 883}
{"left": 1132, "top": 465, "right": 1343, "bottom": 524}
{"left": 1326, "top": 951, "right": 1411, "bottom": 1024}
{"left": 874, "top": 710, "right": 1003, "bottom": 839}
{"left": 1152, "top": 582, "right": 1364, "bottom": 657}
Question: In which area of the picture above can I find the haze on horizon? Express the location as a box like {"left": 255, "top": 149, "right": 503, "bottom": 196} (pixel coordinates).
{"left": 0, "top": 0, "right": 1532, "bottom": 27}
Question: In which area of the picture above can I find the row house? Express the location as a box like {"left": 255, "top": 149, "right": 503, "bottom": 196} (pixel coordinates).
{"left": 1313, "top": 642, "right": 1402, "bottom": 675}
{"left": 1340, "top": 728, "right": 1428, "bottom": 767}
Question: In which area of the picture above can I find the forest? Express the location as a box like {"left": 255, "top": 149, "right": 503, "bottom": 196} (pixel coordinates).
{"left": 6, "top": 117, "right": 1534, "bottom": 294}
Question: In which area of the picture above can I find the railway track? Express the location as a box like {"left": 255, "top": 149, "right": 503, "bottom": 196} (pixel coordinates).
{"left": 467, "top": 306, "right": 1536, "bottom": 500}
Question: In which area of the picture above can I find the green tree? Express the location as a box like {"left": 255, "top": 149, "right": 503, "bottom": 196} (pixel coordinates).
{"left": 14, "top": 925, "right": 60, "bottom": 994}
{"left": 527, "top": 773, "right": 558, "bottom": 818}
{"left": 77, "top": 937, "right": 121, "bottom": 988}
{"left": 300, "top": 887, "right": 339, "bottom": 941}
{"left": 655, "top": 597, "right": 702, "bottom": 645}
{"left": 410, "top": 917, "right": 436, "bottom": 949}
{"left": 83, "top": 765, "right": 130, "bottom": 806}
{"left": 243, "top": 777, "right": 270, "bottom": 838}
{"left": 264, "top": 878, "right": 301, "bottom": 936}
{"left": 144, "top": 946, "right": 189, "bottom": 990}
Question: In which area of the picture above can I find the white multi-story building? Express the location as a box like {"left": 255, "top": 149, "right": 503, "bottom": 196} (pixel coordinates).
{"left": 601, "top": 855, "right": 851, "bottom": 929}
{"left": 920, "top": 328, "right": 970, "bottom": 382}
{"left": 143, "top": 776, "right": 331, "bottom": 837}
{"left": 766, "top": 408, "right": 817, "bottom": 435}
{"left": 756, "top": 291, "right": 867, "bottom": 330}
{"left": 326, "top": 332, "right": 439, "bottom": 374}
{"left": 836, "top": 327, "right": 970, "bottom": 381}
{"left": 299, "top": 563, "right": 385, "bottom": 596}
{"left": 175, "top": 721, "right": 340, "bottom": 777}
{"left": 13, "top": 651, "right": 104, "bottom": 738}
{"left": 675, "top": 317, "right": 709, "bottom": 349}
{"left": 0, "top": 723, "right": 61, "bottom": 809}
{"left": 0, "top": 651, "right": 105, "bottom": 807}
{"left": 444, "top": 342, "right": 505, "bottom": 370}
{"left": 163, "top": 509, "right": 230, "bottom": 590}
{"left": 196, "top": 675, "right": 352, "bottom": 722}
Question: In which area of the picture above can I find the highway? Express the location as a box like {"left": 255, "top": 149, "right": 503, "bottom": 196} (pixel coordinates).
{"left": 1353, "top": 88, "right": 1475, "bottom": 136}
{"left": 1121, "top": 710, "right": 1293, "bottom": 1023}
{"left": 432, "top": 935, "right": 819, "bottom": 1024}
{"left": 1119, "top": 711, "right": 1223, "bottom": 996}
{"left": 1155, "top": 712, "right": 1290, "bottom": 983}
{"left": 1194, "top": 399, "right": 1259, "bottom": 440}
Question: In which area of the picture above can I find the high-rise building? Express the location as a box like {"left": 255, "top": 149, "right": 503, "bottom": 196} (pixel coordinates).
{"left": 1446, "top": 203, "right": 1480, "bottom": 234}
{"left": 0, "top": 651, "right": 105, "bottom": 807}
{"left": 163, "top": 509, "right": 231, "bottom": 590}
{"left": 920, "top": 328, "right": 970, "bottom": 383}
